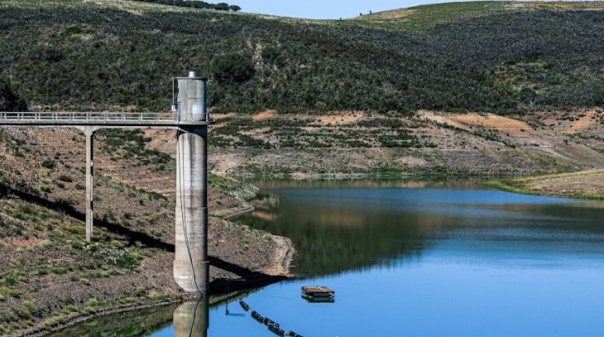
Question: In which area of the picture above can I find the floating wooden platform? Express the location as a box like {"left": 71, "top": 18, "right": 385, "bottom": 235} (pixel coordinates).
{"left": 301, "top": 286, "right": 335, "bottom": 302}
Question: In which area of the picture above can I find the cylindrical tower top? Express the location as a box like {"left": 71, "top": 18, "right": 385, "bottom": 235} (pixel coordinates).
{"left": 177, "top": 71, "right": 207, "bottom": 122}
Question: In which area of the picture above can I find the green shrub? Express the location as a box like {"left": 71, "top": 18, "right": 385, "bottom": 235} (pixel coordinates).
{"left": 261, "top": 45, "right": 285, "bottom": 67}
{"left": 211, "top": 52, "right": 256, "bottom": 84}
{"left": 41, "top": 159, "right": 56, "bottom": 169}
{"left": 3, "top": 271, "right": 20, "bottom": 286}
{"left": 23, "top": 300, "right": 37, "bottom": 313}
{"left": 86, "top": 298, "right": 101, "bottom": 307}
{"left": 51, "top": 267, "right": 66, "bottom": 275}
{"left": 0, "top": 79, "right": 27, "bottom": 112}
{"left": 58, "top": 175, "right": 73, "bottom": 183}
{"left": 134, "top": 286, "right": 147, "bottom": 297}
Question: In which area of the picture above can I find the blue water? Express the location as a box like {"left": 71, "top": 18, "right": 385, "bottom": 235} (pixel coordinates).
{"left": 61, "top": 184, "right": 604, "bottom": 337}
{"left": 232, "top": 187, "right": 604, "bottom": 337}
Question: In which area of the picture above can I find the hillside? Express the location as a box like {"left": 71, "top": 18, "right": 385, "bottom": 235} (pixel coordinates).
{"left": 1, "top": 1, "right": 604, "bottom": 334}
{"left": 0, "top": 125, "right": 294, "bottom": 336}
{"left": 0, "top": 1, "right": 603, "bottom": 115}
{"left": 1, "top": 0, "right": 603, "bottom": 178}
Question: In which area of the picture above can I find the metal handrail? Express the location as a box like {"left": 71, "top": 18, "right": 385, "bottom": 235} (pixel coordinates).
{"left": 0, "top": 111, "right": 213, "bottom": 127}
{"left": 0, "top": 111, "right": 177, "bottom": 122}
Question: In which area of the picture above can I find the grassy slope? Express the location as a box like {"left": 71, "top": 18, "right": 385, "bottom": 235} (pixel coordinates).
{"left": 487, "top": 169, "right": 604, "bottom": 199}
{"left": 0, "top": 125, "right": 279, "bottom": 337}
{"left": 0, "top": 0, "right": 603, "bottom": 115}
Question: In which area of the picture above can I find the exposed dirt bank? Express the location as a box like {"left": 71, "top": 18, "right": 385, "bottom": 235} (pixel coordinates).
{"left": 209, "top": 109, "right": 604, "bottom": 179}
{"left": 489, "top": 169, "right": 604, "bottom": 199}
{"left": 0, "top": 147, "right": 293, "bottom": 337}
{"left": 8, "top": 200, "right": 295, "bottom": 337}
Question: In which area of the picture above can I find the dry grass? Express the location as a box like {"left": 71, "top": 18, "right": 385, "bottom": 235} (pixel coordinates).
{"left": 513, "top": 1, "right": 604, "bottom": 10}
{"left": 355, "top": 8, "right": 417, "bottom": 20}
{"left": 495, "top": 169, "right": 604, "bottom": 199}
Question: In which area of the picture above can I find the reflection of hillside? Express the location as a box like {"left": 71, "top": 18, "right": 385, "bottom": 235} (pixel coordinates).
{"left": 252, "top": 179, "right": 485, "bottom": 191}
{"left": 47, "top": 291, "right": 258, "bottom": 337}
{"left": 242, "top": 192, "right": 441, "bottom": 277}
{"left": 46, "top": 304, "right": 176, "bottom": 337}
{"left": 241, "top": 187, "right": 604, "bottom": 277}
{"left": 251, "top": 210, "right": 276, "bottom": 222}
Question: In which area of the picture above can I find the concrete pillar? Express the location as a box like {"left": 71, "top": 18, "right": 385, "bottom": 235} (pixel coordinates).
{"left": 83, "top": 127, "right": 97, "bottom": 242}
{"left": 174, "top": 72, "right": 210, "bottom": 295}
{"left": 173, "top": 300, "right": 209, "bottom": 337}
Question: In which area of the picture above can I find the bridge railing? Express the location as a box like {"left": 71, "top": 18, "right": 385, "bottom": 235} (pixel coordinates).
{"left": 0, "top": 111, "right": 179, "bottom": 124}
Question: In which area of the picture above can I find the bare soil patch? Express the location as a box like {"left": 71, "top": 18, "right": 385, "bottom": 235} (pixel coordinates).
{"left": 312, "top": 111, "right": 366, "bottom": 126}
{"left": 419, "top": 110, "right": 535, "bottom": 136}
{"left": 252, "top": 109, "right": 277, "bottom": 122}
{"left": 513, "top": 169, "right": 604, "bottom": 198}
{"left": 356, "top": 8, "right": 417, "bottom": 20}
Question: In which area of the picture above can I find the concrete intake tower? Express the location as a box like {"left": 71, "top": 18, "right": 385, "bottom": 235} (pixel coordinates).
{"left": 173, "top": 72, "right": 211, "bottom": 295}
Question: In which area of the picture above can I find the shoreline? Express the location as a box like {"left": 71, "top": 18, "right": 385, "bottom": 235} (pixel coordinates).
{"left": 25, "top": 299, "right": 182, "bottom": 337}
{"left": 486, "top": 169, "right": 604, "bottom": 200}
{"left": 15, "top": 170, "right": 602, "bottom": 337}
{"left": 17, "top": 204, "right": 295, "bottom": 337}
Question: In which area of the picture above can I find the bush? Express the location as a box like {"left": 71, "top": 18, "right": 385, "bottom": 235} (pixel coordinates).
{"left": 211, "top": 53, "right": 256, "bottom": 84}
{"left": 0, "top": 80, "right": 27, "bottom": 112}
{"left": 51, "top": 267, "right": 66, "bottom": 275}
{"left": 58, "top": 175, "right": 73, "bottom": 183}
{"left": 41, "top": 159, "right": 55, "bottom": 169}
{"left": 261, "top": 45, "right": 285, "bottom": 67}
{"left": 214, "top": 3, "right": 229, "bottom": 11}
{"left": 3, "top": 271, "right": 20, "bottom": 286}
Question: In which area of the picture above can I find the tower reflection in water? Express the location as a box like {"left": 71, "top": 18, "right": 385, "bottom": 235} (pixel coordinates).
{"left": 173, "top": 301, "right": 209, "bottom": 337}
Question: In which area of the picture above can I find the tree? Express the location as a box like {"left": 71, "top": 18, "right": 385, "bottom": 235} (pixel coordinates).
{"left": 214, "top": 2, "right": 229, "bottom": 11}
{"left": 261, "top": 45, "right": 285, "bottom": 67}
{"left": 187, "top": 1, "right": 209, "bottom": 9}
{"left": 229, "top": 5, "right": 241, "bottom": 12}
{"left": 211, "top": 53, "right": 256, "bottom": 84}
{"left": 0, "top": 80, "right": 27, "bottom": 112}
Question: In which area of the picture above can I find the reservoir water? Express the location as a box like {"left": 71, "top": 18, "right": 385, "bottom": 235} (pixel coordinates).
{"left": 51, "top": 181, "right": 604, "bottom": 337}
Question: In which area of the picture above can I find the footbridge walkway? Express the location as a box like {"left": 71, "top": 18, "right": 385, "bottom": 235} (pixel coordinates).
{"left": 0, "top": 111, "right": 203, "bottom": 127}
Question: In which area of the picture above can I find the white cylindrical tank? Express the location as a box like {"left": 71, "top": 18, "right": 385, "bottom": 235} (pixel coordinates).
{"left": 177, "top": 73, "right": 207, "bottom": 122}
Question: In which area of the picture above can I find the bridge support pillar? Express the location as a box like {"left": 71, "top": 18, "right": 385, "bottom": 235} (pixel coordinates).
{"left": 80, "top": 126, "right": 97, "bottom": 242}
{"left": 174, "top": 72, "right": 210, "bottom": 296}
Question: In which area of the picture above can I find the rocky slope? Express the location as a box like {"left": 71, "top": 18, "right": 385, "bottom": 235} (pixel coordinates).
{"left": 0, "top": 127, "right": 292, "bottom": 337}
{"left": 209, "top": 108, "right": 604, "bottom": 179}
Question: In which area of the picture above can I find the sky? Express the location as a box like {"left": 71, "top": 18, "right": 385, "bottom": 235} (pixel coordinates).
{"left": 236, "top": 0, "right": 468, "bottom": 19}
{"left": 235, "top": 0, "right": 595, "bottom": 20}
